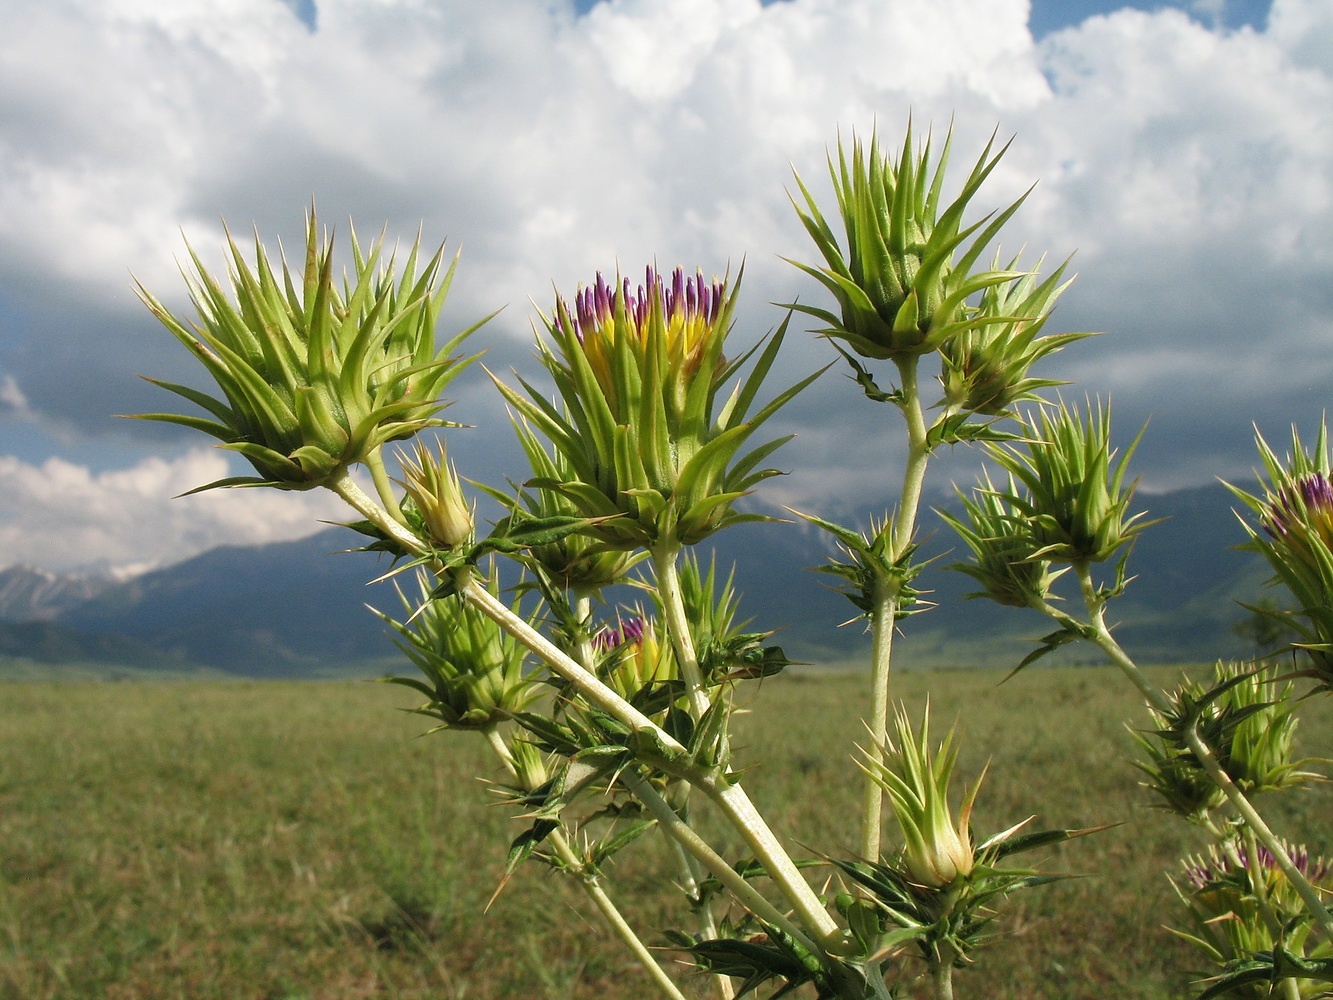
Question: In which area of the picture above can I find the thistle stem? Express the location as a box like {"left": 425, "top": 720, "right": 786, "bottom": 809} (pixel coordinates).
{"left": 651, "top": 544, "right": 711, "bottom": 720}
{"left": 932, "top": 958, "right": 956, "bottom": 1000}
{"left": 698, "top": 777, "right": 846, "bottom": 948}
{"left": 483, "top": 727, "right": 689, "bottom": 1000}
{"left": 1069, "top": 562, "right": 1333, "bottom": 943}
{"left": 618, "top": 770, "right": 818, "bottom": 954}
{"left": 572, "top": 594, "right": 729, "bottom": 999}
{"left": 860, "top": 583, "right": 897, "bottom": 863}
{"left": 364, "top": 449, "right": 407, "bottom": 522}
{"left": 860, "top": 357, "right": 932, "bottom": 863}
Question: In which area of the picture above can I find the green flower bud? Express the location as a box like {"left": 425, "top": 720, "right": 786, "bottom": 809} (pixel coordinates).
{"left": 398, "top": 439, "right": 474, "bottom": 550}
{"left": 939, "top": 471, "right": 1068, "bottom": 608}
{"left": 937, "top": 253, "right": 1095, "bottom": 416}
{"left": 789, "top": 123, "right": 1027, "bottom": 361}
{"left": 984, "top": 400, "right": 1152, "bottom": 565}
{"left": 376, "top": 571, "right": 538, "bottom": 732}
{"left": 133, "top": 210, "right": 484, "bottom": 492}
{"left": 863, "top": 705, "right": 980, "bottom": 889}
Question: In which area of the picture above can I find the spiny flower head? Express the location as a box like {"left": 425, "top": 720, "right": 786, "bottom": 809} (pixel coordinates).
{"left": 492, "top": 262, "right": 819, "bottom": 549}
{"left": 1263, "top": 471, "right": 1333, "bottom": 563}
{"left": 788, "top": 122, "right": 1028, "bottom": 362}
{"left": 1172, "top": 839, "right": 1333, "bottom": 984}
{"left": 595, "top": 614, "right": 678, "bottom": 704}
{"left": 133, "top": 210, "right": 484, "bottom": 492}
{"left": 863, "top": 704, "right": 980, "bottom": 889}
{"left": 397, "top": 438, "right": 474, "bottom": 550}
{"left": 1228, "top": 423, "right": 1333, "bottom": 688}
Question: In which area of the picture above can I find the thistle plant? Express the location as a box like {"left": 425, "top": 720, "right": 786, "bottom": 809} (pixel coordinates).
{"left": 945, "top": 396, "right": 1333, "bottom": 976}
{"left": 788, "top": 125, "right": 1088, "bottom": 864}
{"left": 131, "top": 120, "right": 1333, "bottom": 1000}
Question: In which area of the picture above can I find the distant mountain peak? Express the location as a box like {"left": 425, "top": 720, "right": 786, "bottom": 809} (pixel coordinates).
{"left": 0, "top": 565, "right": 116, "bottom": 623}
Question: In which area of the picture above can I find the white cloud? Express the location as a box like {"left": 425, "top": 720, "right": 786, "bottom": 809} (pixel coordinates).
{"left": 0, "top": 0, "right": 1331, "bottom": 570}
{"left": 0, "top": 449, "right": 354, "bottom": 575}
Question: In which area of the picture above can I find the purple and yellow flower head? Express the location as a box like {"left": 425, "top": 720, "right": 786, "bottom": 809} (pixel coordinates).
{"left": 594, "top": 614, "right": 678, "bottom": 702}
{"left": 554, "top": 265, "right": 732, "bottom": 414}
{"left": 1264, "top": 471, "right": 1333, "bottom": 560}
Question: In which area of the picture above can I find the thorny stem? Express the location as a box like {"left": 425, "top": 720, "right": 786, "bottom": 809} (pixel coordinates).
{"left": 482, "top": 727, "right": 690, "bottom": 1000}
{"left": 652, "top": 544, "right": 711, "bottom": 720}
{"left": 573, "top": 594, "right": 730, "bottom": 1000}
{"left": 330, "top": 469, "right": 844, "bottom": 950}
{"left": 619, "top": 770, "right": 819, "bottom": 954}
{"left": 860, "top": 356, "right": 933, "bottom": 863}
{"left": 1069, "top": 561, "right": 1333, "bottom": 944}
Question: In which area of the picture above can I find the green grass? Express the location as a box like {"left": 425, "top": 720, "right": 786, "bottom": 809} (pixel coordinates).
{"left": 0, "top": 666, "right": 1329, "bottom": 1000}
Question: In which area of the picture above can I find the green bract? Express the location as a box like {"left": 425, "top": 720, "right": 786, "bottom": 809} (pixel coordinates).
{"left": 788, "top": 124, "right": 1027, "bottom": 361}
{"left": 863, "top": 704, "right": 979, "bottom": 889}
{"left": 983, "top": 400, "right": 1151, "bottom": 565}
{"left": 490, "top": 266, "right": 821, "bottom": 549}
{"left": 133, "top": 212, "right": 485, "bottom": 491}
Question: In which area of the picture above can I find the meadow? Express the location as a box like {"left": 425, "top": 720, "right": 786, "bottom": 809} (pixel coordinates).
{"left": 1, "top": 665, "right": 1329, "bottom": 1000}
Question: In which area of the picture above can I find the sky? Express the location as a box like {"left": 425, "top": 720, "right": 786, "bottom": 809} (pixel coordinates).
{"left": 0, "top": 0, "right": 1329, "bottom": 576}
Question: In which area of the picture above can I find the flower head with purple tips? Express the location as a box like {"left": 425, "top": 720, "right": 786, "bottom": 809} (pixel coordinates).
{"left": 1264, "top": 471, "right": 1333, "bottom": 553}
{"left": 554, "top": 265, "right": 732, "bottom": 411}
{"left": 593, "top": 614, "right": 678, "bottom": 701}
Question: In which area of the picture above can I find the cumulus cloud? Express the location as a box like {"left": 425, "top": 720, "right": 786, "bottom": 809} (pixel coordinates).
{"left": 0, "top": 449, "right": 354, "bottom": 575}
{"left": 0, "top": 0, "right": 1330, "bottom": 568}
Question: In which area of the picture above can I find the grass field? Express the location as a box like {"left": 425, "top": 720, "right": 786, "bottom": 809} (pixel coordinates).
{"left": 1, "top": 665, "right": 1329, "bottom": 1000}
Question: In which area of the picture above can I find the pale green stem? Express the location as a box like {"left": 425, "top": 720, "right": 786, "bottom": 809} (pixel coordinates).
{"left": 572, "top": 593, "right": 729, "bottom": 999}
{"left": 363, "top": 450, "right": 406, "bottom": 521}
{"left": 1237, "top": 825, "right": 1305, "bottom": 999}
{"left": 889, "top": 357, "right": 932, "bottom": 558}
{"left": 651, "top": 544, "right": 711, "bottom": 720}
{"left": 1069, "top": 562, "right": 1333, "bottom": 943}
{"left": 860, "top": 583, "right": 896, "bottom": 863}
{"left": 573, "top": 594, "right": 596, "bottom": 674}
{"left": 483, "top": 727, "right": 689, "bottom": 1000}
{"left": 697, "top": 777, "right": 846, "bottom": 949}
{"left": 618, "top": 770, "right": 819, "bottom": 954}
{"left": 329, "top": 471, "right": 841, "bottom": 948}
{"left": 860, "top": 357, "right": 933, "bottom": 863}
{"left": 331, "top": 471, "right": 430, "bottom": 556}
{"left": 932, "top": 958, "right": 956, "bottom": 1000}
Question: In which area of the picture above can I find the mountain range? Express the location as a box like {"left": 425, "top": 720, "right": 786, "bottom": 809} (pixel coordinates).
{"left": 0, "top": 482, "right": 1278, "bottom": 678}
